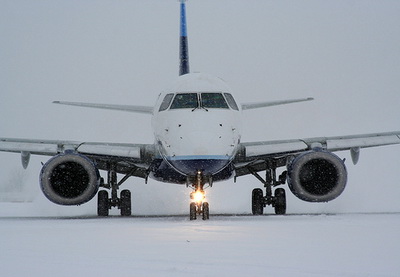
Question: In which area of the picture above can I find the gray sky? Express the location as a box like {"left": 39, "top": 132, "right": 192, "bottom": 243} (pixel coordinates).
{"left": 1, "top": 0, "right": 400, "bottom": 215}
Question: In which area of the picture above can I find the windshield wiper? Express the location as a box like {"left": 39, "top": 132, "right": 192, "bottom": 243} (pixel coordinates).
{"left": 192, "top": 105, "right": 208, "bottom": 112}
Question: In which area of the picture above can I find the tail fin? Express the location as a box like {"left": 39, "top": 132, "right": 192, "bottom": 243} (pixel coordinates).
{"left": 179, "top": 0, "right": 190, "bottom": 76}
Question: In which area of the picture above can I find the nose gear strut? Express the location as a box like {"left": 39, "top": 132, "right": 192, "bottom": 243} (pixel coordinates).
{"left": 188, "top": 171, "right": 210, "bottom": 220}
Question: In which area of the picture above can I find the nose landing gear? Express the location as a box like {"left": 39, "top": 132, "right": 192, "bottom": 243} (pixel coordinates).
{"left": 189, "top": 190, "right": 209, "bottom": 220}
{"left": 189, "top": 171, "right": 210, "bottom": 220}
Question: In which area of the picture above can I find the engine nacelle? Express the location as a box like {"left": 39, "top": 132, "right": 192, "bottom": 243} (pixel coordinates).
{"left": 287, "top": 150, "right": 347, "bottom": 202}
{"left": 40, "top": 153, "right": 100, "bottom": 205}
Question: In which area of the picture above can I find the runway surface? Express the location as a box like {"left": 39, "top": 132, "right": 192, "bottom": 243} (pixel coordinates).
{"left": 1, "top": 203, "right": 399, "bottom": 277}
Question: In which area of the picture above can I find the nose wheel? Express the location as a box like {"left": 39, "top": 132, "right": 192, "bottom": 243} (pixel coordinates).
{"left": 189, "top": 171, "right": 210, "bottom": 220}
{"left": 190, "top": 199, "right": 209, "bottom": 220}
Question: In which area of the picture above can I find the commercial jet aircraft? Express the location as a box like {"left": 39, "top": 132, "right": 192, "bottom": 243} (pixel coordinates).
{"left": 1, "top": 0, "right": 400, "bottom": 220}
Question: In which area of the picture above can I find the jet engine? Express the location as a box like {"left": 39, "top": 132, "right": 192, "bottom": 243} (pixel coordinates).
{"left": 287, "top": 150, "right": 347, "bottom": 202}
{"left": 40, "top": 153, "right": 100, "bottom": 205}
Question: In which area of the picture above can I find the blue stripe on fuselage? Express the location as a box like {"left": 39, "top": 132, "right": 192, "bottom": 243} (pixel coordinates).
{"left": 168, "top": 155, "right": 229, "bottom": 161}
{"left": 166, "top": 156, "right": 231, "bottom": 176}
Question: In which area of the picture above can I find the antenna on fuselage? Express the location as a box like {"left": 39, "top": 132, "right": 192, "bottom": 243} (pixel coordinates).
{"left": 179, "top": 0, "right": 190, "bottom": 75}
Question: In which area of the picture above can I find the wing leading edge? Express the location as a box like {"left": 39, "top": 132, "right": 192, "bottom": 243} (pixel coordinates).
{"left": 241, "top": 97, "right": 314, "bottom": 110}
{"left": 0, "top": 138, "right": 155, "bottom": 177}
{"left": 53, "top": 101, "right": 154, "bottom": 115}
{"left": 235, "top": 131, "right": 400, "bottom": 177}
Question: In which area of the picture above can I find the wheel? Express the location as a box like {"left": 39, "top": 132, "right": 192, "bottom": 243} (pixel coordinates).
{"left": 120, "top": 190, "right": 132, "bottom": 216}
{"left": 190, "top": 202, "right": 197, "bottom": 220}
{"left": 202, "top": 202, "right": 209, "bottom": 220}
{"left": 274, "top": 188, "right": 286, "bottom": 215}
{"left": 120, "top": 189, "right": 132, "bottom": 216}
{"left": 98, "top": 190, "right": 109, "bottom": 217}
{"left": 252, "top": 188, "right": 264, "bottom": 215}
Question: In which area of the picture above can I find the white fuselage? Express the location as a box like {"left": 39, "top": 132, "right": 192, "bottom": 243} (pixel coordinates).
{"left": 151, "top": 73, "right": 242, "bottom": 179}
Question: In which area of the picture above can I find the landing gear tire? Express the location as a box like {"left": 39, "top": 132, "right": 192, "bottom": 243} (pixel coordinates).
{"left": 190, "top": 202, "right": 197, "bottom": 220}
{"left": 120, "top": 189, "right": 132, "bottom": 217}
{"left": 274, "top": 188, "right": 286, "bottom": 215}
{"left": 252, "top": 188, "right": 264, "bottom": 215}
{"left": 202, "top": 202, "right": 210, "bottom": 220}
{"left": 98, "top": 190, "right": 109, "bottom": 217}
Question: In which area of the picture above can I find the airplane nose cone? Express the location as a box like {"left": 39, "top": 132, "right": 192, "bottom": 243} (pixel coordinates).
{"left": 186, "top": 131, "right": 214, "bottom": 155}
{"left": 156, "top": 110, "right": 241, "bottom": 176}
{"left": 164, "top": 129, "right": 235, "bottom": 175}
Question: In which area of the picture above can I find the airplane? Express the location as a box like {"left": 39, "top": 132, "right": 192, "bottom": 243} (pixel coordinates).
{"left": 1, "top": 0, "right": 400, "bottom": 220}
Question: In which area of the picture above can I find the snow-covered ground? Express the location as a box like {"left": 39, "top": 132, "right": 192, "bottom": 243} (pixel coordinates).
{"left": 1, "top": 202, "right": 399, "bottom": 277}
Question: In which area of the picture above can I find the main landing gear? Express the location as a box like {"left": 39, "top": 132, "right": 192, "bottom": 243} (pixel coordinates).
{"left": 189, "top": 171, "right": 210, "bottom": 220}
{"left": 250, "top": 166, "right": 287, "bottom": 215}
{"left": 97, "top": 165, "right": 133, "bottom": 217}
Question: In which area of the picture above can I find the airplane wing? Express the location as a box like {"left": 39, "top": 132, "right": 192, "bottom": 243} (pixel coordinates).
{"left": 0, "top": 138, "right": 155, "bottom": 178}
{"left": 241, "top": 97, "right": 314, "bottom": 110}
{"left": 234, "top": 131, "right": 400, "bottom": 177}
{"left": 53, "top": 101, "right": 154, "bottom": 114}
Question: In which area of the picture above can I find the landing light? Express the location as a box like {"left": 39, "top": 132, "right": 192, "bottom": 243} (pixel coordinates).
{"left": 191, "top": 190, "right": 205, "bottom": 203}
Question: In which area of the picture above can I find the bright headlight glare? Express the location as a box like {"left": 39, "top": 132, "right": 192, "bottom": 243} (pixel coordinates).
{"left": 191, "top": 190, "right": 205, "bottom": 203}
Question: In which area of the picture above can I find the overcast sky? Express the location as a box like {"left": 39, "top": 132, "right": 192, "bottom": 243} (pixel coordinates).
{"left": 1, "top": 0, "right": 400, "bottom": 215}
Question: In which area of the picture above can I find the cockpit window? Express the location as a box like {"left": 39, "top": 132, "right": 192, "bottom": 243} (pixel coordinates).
{"left": 201, "top": 93, "right": 229, "bottom": 109}
{"left": 159, "top": 93, "right": 174, "bottom": 111}
{"left": 167, "top": 92, "right": 237, "bottom": 110}
{"left": 224, "top": 93, "right": 239, "bottom": 111}
{"left": 170, "top": 93, "right": 198, "bottom": 109}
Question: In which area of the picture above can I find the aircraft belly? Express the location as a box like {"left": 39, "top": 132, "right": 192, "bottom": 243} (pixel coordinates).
{"left": 149, "top": 159, "right": 187, "bottom": 184}
{"left": 149, "top": 158, "right": 234, "bottom": 184}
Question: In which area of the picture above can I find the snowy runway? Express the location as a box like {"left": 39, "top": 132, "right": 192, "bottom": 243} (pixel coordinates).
{"left": 1, "top": 208, "right": 399, "bottom": 277}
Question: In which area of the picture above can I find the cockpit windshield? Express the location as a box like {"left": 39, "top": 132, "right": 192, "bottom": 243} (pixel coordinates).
{"left": 163, "top": 92, "right": 238, "bottom": 111}
{"left": 201, "top": 93, "right": 229, "bottom": 109}
{"left": 170, "top": 93, "right": 198, "bottom": 109}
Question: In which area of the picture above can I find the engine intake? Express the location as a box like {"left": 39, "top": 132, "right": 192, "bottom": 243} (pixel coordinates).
{"left": 40, "top": 153, "right": 100, "bottom": 205}
{"left": 287, "top": 150, "right": 347, "bottom": 202}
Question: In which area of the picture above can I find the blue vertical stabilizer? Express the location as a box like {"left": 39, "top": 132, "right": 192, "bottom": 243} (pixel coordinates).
{"left": 179, "top": 0, "right": 190, "bottom": 76}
